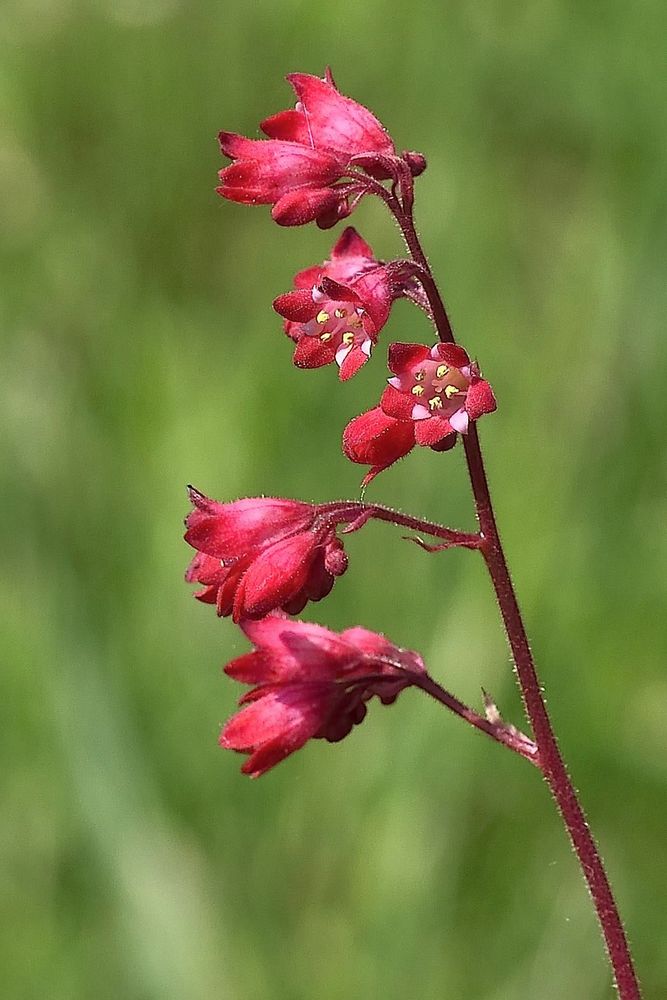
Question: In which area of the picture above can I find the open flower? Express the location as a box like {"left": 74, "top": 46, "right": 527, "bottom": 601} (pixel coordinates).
{"left": 220, "top": 615, "right": 426, "bottom": 776}
{"left": 217, "top": 69, "right": 426, "bottom": 228}
{"left": 273, "top": 227, "right": 395, "bottom": 379}
{"left": 184, "top": 488, "right": 348, "bottom": 621}
{"left": 343, "top": 342, "right": 497, "bottom": 485}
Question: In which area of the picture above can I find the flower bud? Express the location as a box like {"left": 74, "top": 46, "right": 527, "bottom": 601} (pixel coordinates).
{"left": 324, "top": 540, "right": 348, "bottom": 577}
{"left": 404, "top": 150, "right": 427, "bottom": 177}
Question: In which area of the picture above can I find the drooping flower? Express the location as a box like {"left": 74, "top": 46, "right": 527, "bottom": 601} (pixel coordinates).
{"left": 217, "top": 131, "right": 347, "bottom": 228}
{"left": 184, "top": 488, "right": 348, "bottom": 621}
{"left": 217, "top": 69, "right": 426, "bottom": 228}
{"left": 343, "top": 342, "right": 497, "bottom": 485}
{"left": 220, "top": 615, "right": 426, "bottom": 776}
{"left": 273, "top": 227, "right": 395, "bottom": 379}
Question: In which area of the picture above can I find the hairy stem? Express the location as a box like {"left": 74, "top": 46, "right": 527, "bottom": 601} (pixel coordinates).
{"left": 413, "top": 672, "right": 539, "bottom": 764}
{"left": 393, "top": 201, "right": 641, "bottom": 998}
{"left": 321, "top": 501, "right": 482, "bottom": 548}
{"left": 347, "top": 669, "right": 537, "bottom": 763}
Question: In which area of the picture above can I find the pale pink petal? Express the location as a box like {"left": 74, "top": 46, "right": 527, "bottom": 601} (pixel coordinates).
{"left": 449, "top": 408, "right": 470, "bottom": 434}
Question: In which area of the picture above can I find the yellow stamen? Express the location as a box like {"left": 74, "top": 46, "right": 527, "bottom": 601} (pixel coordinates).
{"left": 320, "top": 332, "right": 332, "bottom": 342}
{"left": 444, "top": 384, "right": 460, "bottom": 399}
{"left": 342, "top": 331, "right": 355, "bottom": 346}
{"left": 316, "top": 310, "right": 330, "bottom": 324}
{"left": 414, "top": 370, "right": 425, "bottom": 382}
{"left": 429, "top": 396, "right": 443, "bottom": 410}
{"left": 411, "top": 385, "right": 425, "bottom": 396}
{"left": 436, "top": 364, "right": 449, "bottom": 378}
{"left": 334, "top": 308, "right": 346, "bottom": 319}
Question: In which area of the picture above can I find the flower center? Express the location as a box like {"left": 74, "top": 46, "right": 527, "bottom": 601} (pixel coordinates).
{"left": 391, "top": 359, "right": 470, "bottom": 420}
{"left": 303, "top": 291, "right": 373, "bottom": 366}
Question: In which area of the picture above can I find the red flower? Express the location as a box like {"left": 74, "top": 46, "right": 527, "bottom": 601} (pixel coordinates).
{"left": 184, "top": 488, "right": 348, "bottom": 621}
{"left": 273, "top": 227, "right": 395, "bottom": 380}
{"left": 220, "top": 615, "right": 426, "bottom": 776}
{"left": 343, "top": 342, "right": 497, "bottom": 485}
{"left": 217, "top": 69, "right": 426, "bottom": 228}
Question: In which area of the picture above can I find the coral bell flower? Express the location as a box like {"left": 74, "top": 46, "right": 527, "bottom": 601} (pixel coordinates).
{"left": 220, "top": 615, "right": 426, "bottom": 776}
{"left": 184, "top": 489, "right": 348, "bottom": 622}
{"left": 273, "top": 227, "right": 394, "bottom": 380}
{"left": 343, "top": 342, "right": 497, "bottom": 485}
{"left": 217, "top": 69, "right": 426, "bottom": 228}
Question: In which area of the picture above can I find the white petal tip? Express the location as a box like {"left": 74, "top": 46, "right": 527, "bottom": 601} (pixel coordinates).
{"left": 335, "top": 345, "right": 352, "bottom": 367}
{"left": 449, "top": 408, "right": 469, "bottom": 434}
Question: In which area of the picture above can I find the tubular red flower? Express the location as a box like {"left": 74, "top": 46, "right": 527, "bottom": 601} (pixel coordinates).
{"left": 220, "top": 615, "right": 426, "bottom": 776}
{"left": 271, "top": 187, "right": 347, "bottom": 228}
{"left": 232, "top": 532, "right": 323, "bottom": 621}
{"left": 217, "top": 70, "right": 426, "bottom": 228}
{"left": 342, "top": 407, "right": 415, "bottom": 486}
{"left": 273, "top": 227, "right": 397, "bottom": 379}
{"left": 343, "top": 342, "right": 496, "bottom": 483}
{"left": 184, "top": 488, "right": 349, "bottom": 621}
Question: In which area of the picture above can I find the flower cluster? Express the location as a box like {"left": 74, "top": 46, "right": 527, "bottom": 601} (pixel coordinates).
{"left": 188, "top": 69, "right": 499, "bottom": 776}
{"left": 217, "top": 69, "right": 425, "bottom": 228}
{"left": 183, "top": 70, "right": 645, "bottom": 1000}
{"left": 273, "top": 226, "right": 395, "bottom": 380}
{"left": 185, "top": 489, "right": 348, "bottom": 621}
{"left": 221, "top": 615, "right": 425, "bottom": 777}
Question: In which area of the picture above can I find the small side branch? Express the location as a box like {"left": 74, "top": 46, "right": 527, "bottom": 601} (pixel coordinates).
{"left": 320, "top": 500, "right": 483, "bottom": 549}
{"left": 413, "top": 673, "right": 539, "bottom": 765}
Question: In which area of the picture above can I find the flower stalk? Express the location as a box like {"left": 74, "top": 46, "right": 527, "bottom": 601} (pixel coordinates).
{"left": 389, "top": 179, "right": 642, "bottom": 999}
{"left": 187, "top": 68, "right": 642, "bottom": 999}
{"left": 412, "top": 672, "right": 539, "bottom": 765}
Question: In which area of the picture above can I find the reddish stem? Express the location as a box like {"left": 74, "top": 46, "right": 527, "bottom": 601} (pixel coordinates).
{"left": 321, "top": 501, "right": 482, "bottom": 549}
{"left": 392, "top": 201, "right": 641, "bottom": 998}
{"left": 412, "top": 672, "right": 539, "bottom": 765}
{"left": 347, "top": 668, "right": 537, "bottom": 764}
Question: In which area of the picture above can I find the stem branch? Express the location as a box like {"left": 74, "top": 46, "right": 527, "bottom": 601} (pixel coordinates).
{"left": 413, "top": 672, "right": 539, "bottom": 765}
{"left": 319, "top": 501, "right": 483, "bottom": 548}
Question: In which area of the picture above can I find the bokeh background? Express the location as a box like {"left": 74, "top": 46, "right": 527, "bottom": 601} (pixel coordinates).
{"left": 2, "top": 1, "right": 666, "bottom": 997}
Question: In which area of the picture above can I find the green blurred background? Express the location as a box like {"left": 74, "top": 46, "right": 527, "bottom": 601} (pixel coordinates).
{"left": 2, "top": 1, "right": 666, "bottom": 997}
